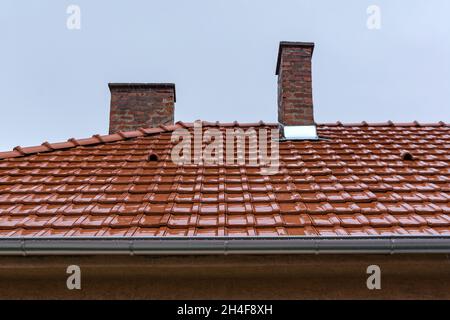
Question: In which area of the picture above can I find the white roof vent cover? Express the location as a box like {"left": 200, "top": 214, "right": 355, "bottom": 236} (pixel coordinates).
{"left": 282, "top": 125, "right": 319, "bottom": 140}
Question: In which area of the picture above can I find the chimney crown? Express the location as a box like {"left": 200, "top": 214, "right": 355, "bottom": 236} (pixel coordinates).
{"left": 276, "top": 41, "right": 315, "bottom": 127}
{"left": 108, "top": 83, "right": 175, "bottom": 134}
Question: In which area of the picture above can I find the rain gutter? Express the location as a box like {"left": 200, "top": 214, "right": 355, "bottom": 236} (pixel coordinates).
{"left": 1, "top": 236, "right": 450, "bottom": 255}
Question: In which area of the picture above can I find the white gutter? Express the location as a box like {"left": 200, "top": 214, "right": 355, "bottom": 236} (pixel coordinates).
{"left": 1, "top": 236, "right": 450, "bottom": 255}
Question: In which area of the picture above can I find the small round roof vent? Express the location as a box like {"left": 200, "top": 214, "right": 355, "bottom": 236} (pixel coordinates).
{"left": 148, "top": 153, "right": 159, "bottom": 162}
{"left": 401, "top": 151, "right": 414, "bottom": 161}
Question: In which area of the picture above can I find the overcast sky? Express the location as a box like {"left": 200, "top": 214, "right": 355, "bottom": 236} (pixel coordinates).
{"left": 1, "top": 0, "right": 449, "bottom": 150}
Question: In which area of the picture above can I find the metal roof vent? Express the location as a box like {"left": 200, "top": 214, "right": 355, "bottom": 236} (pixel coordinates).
{"left": 281, "top": 125, "right": 319, "bottom": 140}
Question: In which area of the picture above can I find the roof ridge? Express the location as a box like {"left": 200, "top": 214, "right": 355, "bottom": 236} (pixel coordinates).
{"left": 320, "top": 121, "right": 449, "bottom": 127}
{"left": 0, "top": 121, "right": 278, "bottom": 160}
{"left": 0, "top": 120, "right": 448, "bottom": 160}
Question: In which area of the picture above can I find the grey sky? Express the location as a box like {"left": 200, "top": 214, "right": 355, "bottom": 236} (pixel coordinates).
{"left": 1, "top": 0, "right": 449, "bottom": 151}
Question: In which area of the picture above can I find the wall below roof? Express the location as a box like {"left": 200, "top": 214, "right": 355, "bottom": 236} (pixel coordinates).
{"left": 0, "top": 254, "right": 449, "bottom": 299}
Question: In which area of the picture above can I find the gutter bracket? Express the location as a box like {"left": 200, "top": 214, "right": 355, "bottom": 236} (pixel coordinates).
{"left": 21, "top": 239, "right": 26, "bottom": 257}
{"left": 224, "top": 240, "right": 229, "bottom": 255}
{"left": 129, "top": 239, "right": 134, "bottom": 256}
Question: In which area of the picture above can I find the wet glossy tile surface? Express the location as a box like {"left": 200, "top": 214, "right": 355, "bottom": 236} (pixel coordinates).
{"left": 0, "top": 121, "right": 449, "bottom": 237}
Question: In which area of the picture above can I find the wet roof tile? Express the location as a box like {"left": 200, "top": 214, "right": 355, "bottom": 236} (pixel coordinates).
{"left": 0, "top": 121, "right": 449, "bottom": 237}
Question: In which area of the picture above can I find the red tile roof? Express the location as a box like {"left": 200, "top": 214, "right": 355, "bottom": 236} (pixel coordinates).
{"left": 0, "top": 121, "right": 449, "bottom": 237}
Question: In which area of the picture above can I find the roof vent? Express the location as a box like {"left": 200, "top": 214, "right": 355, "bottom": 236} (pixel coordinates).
{"left": 281, "top": 125, "right": 319, "bottom": 140}
{"left": 148, "top": 153, "right": 159, "bottom": 162}
{"left": 401, "top": 151, "right": 414, "bottom": 161}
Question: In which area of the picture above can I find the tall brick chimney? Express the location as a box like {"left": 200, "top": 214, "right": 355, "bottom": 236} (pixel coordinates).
{"left": 108, "top": 83, "right": 176, "bottom": 134}
{"left": 276, "top": 42, "right": 315, "bottom": 126}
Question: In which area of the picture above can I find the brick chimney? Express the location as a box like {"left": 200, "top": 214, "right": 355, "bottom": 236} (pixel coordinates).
{"left": 108, "top": 83, "right": 176, "bottom": 134}
{"left": 276, "top": 42, "right": 315, "bottom": 126}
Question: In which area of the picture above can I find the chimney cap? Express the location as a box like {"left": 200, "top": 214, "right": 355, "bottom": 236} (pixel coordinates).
{"left": 275, "top": 41, "right": 315, "bottom": 75}
{"left": 108, "top": 83, "right": 176, "bottom": 102}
